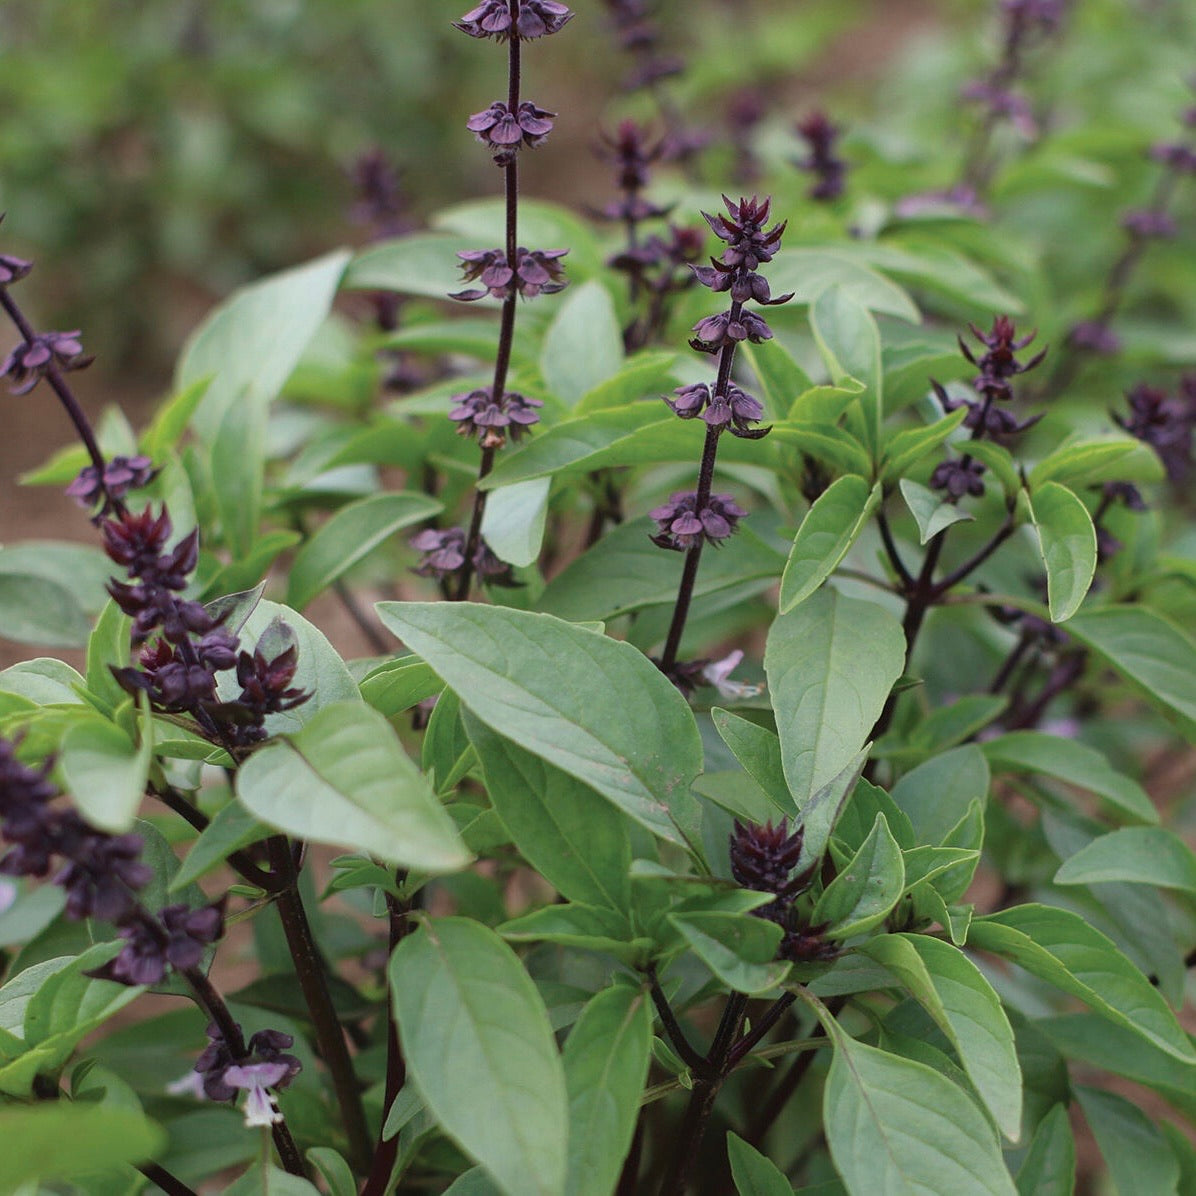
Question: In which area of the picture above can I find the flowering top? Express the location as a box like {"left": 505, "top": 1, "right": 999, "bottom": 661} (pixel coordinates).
{"left": 650, "top": 491, "right": 747, "bottom": 552}
{"left": 930, "top": 315, "right": 1046, "bottom": 502}
{"left": 455, "top": 0, "right": 574, "bottom": 41}
{"left": 1, "top": 330, "right": 92, "bottom": 395}
{"left": 0, "top": 253, "right": 32, "bottom": 287}
{"left": 410, "top": 527, "right": 517, "bottom": 588}
{"left": 597, "top": 121, "right": 671, "bottom": 224}
{"left": 666, "top": 382, "right": 767, "bottom": 439}
{"left": 67, "top": 454, "right": 156, "bottom": 517}
{"left": 701, "top": 195, "right": 787, "bottom": 273}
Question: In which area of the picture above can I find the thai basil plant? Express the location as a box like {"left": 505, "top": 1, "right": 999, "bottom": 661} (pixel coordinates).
{"left": 1, "top": 0, "right": 1195, "bottom": 1193}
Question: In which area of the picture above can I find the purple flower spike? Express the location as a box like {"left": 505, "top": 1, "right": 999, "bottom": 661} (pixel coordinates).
{"left": 467, "top": 101, "right": 557, "bottom": 160}
{"left": 649, "top": 491, "right": 747, "bottom": 551}
{"left": 455, "top": 0, "right": 573, "bottom": 41}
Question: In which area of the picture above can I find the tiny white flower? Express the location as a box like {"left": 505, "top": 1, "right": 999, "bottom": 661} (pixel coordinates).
{"left": 224, "top": 1061, "right": 290, "bottom": 1128}
{"left": 702, "top": 650, "right": 764, "bottom": 700}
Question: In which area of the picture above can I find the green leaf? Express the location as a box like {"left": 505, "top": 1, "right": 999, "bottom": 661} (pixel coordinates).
{"left": 819, "top": 1011, "right": 1016, "bottom": 1196}
{"left": 391, "top": 918, "right": 568, "bottom": 1196}
{"left": 375, "top": 603, "right": 703, "bottom": 847}
{"left": 1065, "top": 606, "right": 1196, "bottom": 735}
{"left": 179, "top": 250, "right": 351, "bottom": 556}
{"left": 809, "top": 288, "right": 883, "bottom": 454}
{"left": 541, "top": 279, "right": 624, "bottom": 405}
{"left": 1028, "top": 435, "right": 1164, "bottom": 489}
{"left": 287, "top": 492, "right": 443, "bottom": 610}
{"left": 768, "top": 249, "right": 921, "bottom": 322}
{"left": 881, "top": 407, "right": 969, "bottom": 480}
{"left": 762, "top": 421, "right": 873, "bottom": 478}
{"left": 668, "top": 911, "right": 788, "bottom": 994}
{"left": 200, "top": 530, "right": 302, "bottom": 601}
{"left": 797, "top": 752, "right": 871, "bottom": 871}
{"left": 727, "top": 1132, "right": 794, "bottom": 1196}
{"left": 0, "top": 1105, "right": 164, "bottom": 1191}
{"left": 908, "top": 694, "right": 1007, "bottom": 755}
{"left": 980, "top": 731, "right": 1156, "bottom": 825}
{"left": 711, "top": 710, "right": 791, "bottom": 813}
{"left": 59, "top": 716, "right": 151, "bottom": 833}
{"left": 765, "top": 587, "right": 905, "bottom": 807}
{"left": 1075, "top": 1086, "right": 1179, "bottom": 1196}
{"left": 538, "top": 518, "right": 784, "bottom": 623}
{"left": 891, "top": 745, "right": 989, "bottom": 845}
{"left": 480, "top": 478, "right": 551, "bottom": 568}
{"left": 306, "top": 1149, "right": 357, "bottom": 1196}
{"left": 563, "top": 986, "right": 651, "bottom": 1196}
{"left": 780, "top": 477, "right": 880, "bottom": 612}
{"left": 574, "top": 351, "right": 680, "bottom": 414}
{"left": 344, "top": 231, "right": 486, "bottom": 299}
{"left": 741, "top": 339, "right": 814, "bottom": 411}
{"left": 0, "top": 571, "right": 92, "bottom": 647}
{"left": 235, "top": 701, "right": 469, "bottom": 872}
{"left": 968, "top": 905, "right": 1196, "bottom": 1064}
{"left": 224, "top": 1164, "right": 321, "bottom": 1194}
{"left": 140, "top": 376, "right": 212, "bottom": 460}
{"left": 858, "top": 934, "right": 1022, "bottom": 1140}
{"left": 1027, "top": 483, "right": 1096, "bottom": 623}
{"left": 899, "top": 478, "right": 974, "bottom": 545}
{"left": 0, "top": 658, "right": 86, "bottom": 706}
{"left": 811, "top": 814, "right": 905, "bottom": 939}
{"left": 171, "top": 800, "right": 271, "bottom": 891}
{"left": 499, "top": 903, "right": 640, "bottom": 961}
{"left": 1015, "top": 1105, "right": 1075, "bottom": 1196}
{"left": 1054, "top": 826, "right": 1196, "bottom": 893}
{"left": 468, "top": 720, "right": 631, "bottom": 911}
{"left": 359, "top": 656, "right": 443, "bottom": 716}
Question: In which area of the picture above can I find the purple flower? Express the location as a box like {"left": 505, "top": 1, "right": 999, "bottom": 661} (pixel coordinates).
{"left": 597, "top": 121, "right": 670, "bottom": 223}
{"left": 689, "top": 308, "right": 774, "bottom": 353}
{"left": 649, "top": 491, "right": 747, "bottom": 551}
{"left": 958, "top": 316, "right": 1047, "bottom": 405}
{"left": 0, "top": 253, "right": 32, "bottom": 286}
{"left": 930, "top": 456, "right": 987, "bottom": 502}
{"left": 701, "top": 650, "right": 764, "bottom": 699}
{"left": 192, "top": 1023, "right": 301, "bottom": 1107}
{"left": 448, "top": 387, "right": 542, "bottom": 449}
{"left": 101, "top": 902, "right": 224, "bottom": 985}
{"left": 411, "top": 528, "right": 468, "bottom": 579}
{"left": 729, "top": 818, "right": 807, "bottom": 897}
{"left": 1150, "top": 142, "right": 1196, "bottom": 175}
{"left": 1114, "top": 383, "right": 1194, "bottom": 483}
{"left": 467, "top": 101, "right": 557, "bottom": 160}
{"left": 455, "top": 0, "right": 573, "bottom": 41}
{"left": 701, "top": 194, "right": 787, "bottom": 271}
{"left": 450, "top": 247, "right": 569, "bottom": 301}
{"left": 795, "top": 111, "right": 847, "bottom": 201}
{"left": 55, "top": 829, "right": 153, "bottom": 923}
{"left": 1, "top": 330, "right": 92, "bottom": 395}
{"left": 1067, "top": 320, "right": 1121, "bottom": 356}
{"left": 66, "top": 454, "right": 157, "bottom": 515}
{"left": 664, "top": 382, "right": 767, "bottom": 438}
{"left": 1121, "top": 208, "right": 1177, "bottom": 239}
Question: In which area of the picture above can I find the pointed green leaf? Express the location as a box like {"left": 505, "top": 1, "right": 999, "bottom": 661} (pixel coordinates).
{"left": 1075, "top": 1086, "right": 1179, "bottom": 1196}
{"left": 59, "top": 717, "right": 151, "bottom": 833}
{"left": 859, "top": 934, "right": 1022, "bottom": 1140}
{"left": 1065, "top": 606, "right": 1196, "bottom": 735}
{"left": 287, "top": 492, "right": 443, "bottom": 610}
{"left": 891, "top": 745, "right": 989, "bottom": 846}
{"left": 820, "top": 1013, "right": 1016, "bottom": 1196}
{"left": 468, "top": 718, "right": 631, "bottom": 911}
{"left": 727, "top": 1132, "right": 793, "bottom": 1196}
{"left": 236, "top": 701, "right": 469, "bottom": 872}
{"left": 969, "top": 905, "right": 1196, "bottom": 1064}
{"left": 1028, "top": 436, "right": 1164, "bottom": 489}
{"left": 899, "top": 478, "right": 974, "bottom": 545}
{"left": 1028, "top": 483, "right": 1097, "bottom": 623}
{"left": 810, "top": 288, "right": 884, "bottom": 454}
{"left": 1054, "top": 826, "right": 1196, "bottom": 893}
{"left": 766, "top": 588, "right": 905, "bottom": 807}
{"left": 711, "top": 709, "right": 791, "bottom": 812}
{"left": 171, "top": 800, "right": 271, "bottom": 891}
{"left": 780, "top": 477, "right": 880, "bottom": 612}
{"left": 1015, "top": 1105, "right": 1075, "bottom": 1196}
{"left": 563, "top": 986, "right": 651, "bottom": 1196}
{"left": 375, "top": 603, "right": 703, "bottom": 846}
{"left": 541, "top": 279, "right": 623, "bottom": 405}
{"left": 391, "top": 918, "right": 568, "bottom": 1196}
{"left": 812, "top": 814, "right": 905, "bottom": 940}
{"left": 980, "top": 731, "right": 1156, "bottom": 825}
{"left": 0, "top": 1105, "right": 164, "bottom": 1191}
{"left": 669, "top": 911, "right": 788, "bottom": 994}
{"left": 881, "top": 407, "right": 969, "bottom": 480}
{"left": 480, "top": 478, "right": 551, "bottom": 568}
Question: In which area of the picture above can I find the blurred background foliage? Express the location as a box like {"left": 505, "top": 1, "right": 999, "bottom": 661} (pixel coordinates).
{"left": 0, "top": 0, "right": 1192, "bottom": 386}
